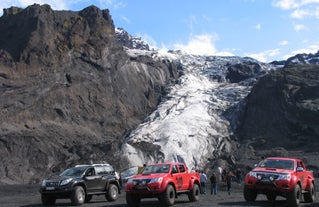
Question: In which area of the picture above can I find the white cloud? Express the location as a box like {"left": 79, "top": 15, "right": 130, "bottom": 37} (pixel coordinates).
{"left": 280, "top": 40, "right": 289, "bottom": 45}
{"left": 173, "top": 34, "right": 233, "bottom": 56}
{"left": 273, "top": 0, "right": 319, "bottom": 9}
{"left": 121, "top": 15, "right": 131, "bottom": 24}
{"left": 291, "top": 9, "right": 311, "bottom": 18}
{"left": 255, "top": 23, "right": 261, "bottom": 29}
{"left": 283, "top": 42, "right": 319, "bottom": 59}
{"left": 272, "top": 0, "right": 299, "bottom": 10}
{"left": 98, "top": 0, "right": 126, "bottom": 9}
{"left": 246, "top": 49, "right": 280, "bottom": 62}
{"left": 273, "top": 0, "right": 319, "bottom": 20}
{"left": 136, "top": 33, "right": 158, "bottom": 49}
{"left": 294, "top": 24, "right": 308, "bottom": 31}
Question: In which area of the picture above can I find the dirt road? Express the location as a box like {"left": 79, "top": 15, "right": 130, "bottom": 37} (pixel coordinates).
{"left": 0, "top": 183, "right": 318, "bottom": 207}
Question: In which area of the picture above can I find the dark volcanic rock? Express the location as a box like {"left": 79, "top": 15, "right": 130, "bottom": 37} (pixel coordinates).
{"left": 226, "top": 61, "right": 265, "bottom": 83}
{"left": 115, "top": 27, "right": 150, "bottom": 50}
{"left": 237, "top": 64, "right": 319, "bottom": 151}
{"left": 0, "top": 4, "right": 178, "bottom": 184}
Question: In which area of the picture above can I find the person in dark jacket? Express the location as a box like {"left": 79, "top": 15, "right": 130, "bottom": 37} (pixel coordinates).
{"left": 226, "top": 171, "right": 235, "bottom": 195}
{"left": 210, "top": 172, "right": 217, "bottom": 195}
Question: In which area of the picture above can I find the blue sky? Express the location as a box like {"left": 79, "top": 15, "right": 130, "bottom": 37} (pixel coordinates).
{"left": 1, "top": 0, "right": 319, "bottom": 62}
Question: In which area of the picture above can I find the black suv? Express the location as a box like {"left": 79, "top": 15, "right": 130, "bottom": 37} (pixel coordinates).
{"left": 39, "top": 163, "right": 121, "bottom": 206}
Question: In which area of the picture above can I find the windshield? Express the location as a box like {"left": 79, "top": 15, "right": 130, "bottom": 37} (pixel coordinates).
{"left": 141, "top": 164, "right": 170, "bottom": 174}
{"left": 259, "top": 159, "right": 294, "bottom": 170}
{"left": 60, "top": 166, "right": 87, "bottom": 177}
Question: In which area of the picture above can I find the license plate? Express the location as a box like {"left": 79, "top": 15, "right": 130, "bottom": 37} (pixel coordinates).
{"left": 46, "top": 187, "right": 55, "bottom": 190}
{"left": 262, "top": 178, "right": 270, "bottom": 182}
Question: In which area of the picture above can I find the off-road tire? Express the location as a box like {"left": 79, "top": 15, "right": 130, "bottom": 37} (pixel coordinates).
{"left": 126, "top": 192, "right": 140, "bottom": 207}
{"left": 304, "top": 183, "right": 315, "bottom": 203}
{"left": 106, "top": 184, "right": 119, "bottom": 201}
{"left": 243, "top": 186, "right": 257, "bottom": 202}
{"left": 266, "top": 193, "right": 277, "bottom": 201}
{"left": 160, "top": 184, "right": 175, "bottom": 206}
{"left": 287, "top": 184, "right": 301, "bottom": 207}
{"left": 71, "top": 186, "right": 85, "bottom": 206}
{"left": 41, "top": 194, "right": 56, "bottom": 205}
{"left": 84, "top": 195, "right": 92, "bottom": 203}
{"left": 188, "top": 183, "right": 200, "bottom": 202}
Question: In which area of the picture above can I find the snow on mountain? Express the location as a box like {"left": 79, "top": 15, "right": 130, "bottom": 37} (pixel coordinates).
{"left": 115, "top": 28, "right": 151, "bottom": 50}
{"left": 118, "top": 35, "right": 275, "bottom": 169}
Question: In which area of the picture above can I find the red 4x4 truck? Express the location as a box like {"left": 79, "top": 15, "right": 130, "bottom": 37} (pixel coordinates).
{"left": 244, "top": 157, "right": 315, "bottom": 207}
{"left": 125, "top": 162, "right": 200, "bottom": 207}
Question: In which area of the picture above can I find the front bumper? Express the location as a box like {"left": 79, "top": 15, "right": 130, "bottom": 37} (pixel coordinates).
{"left": 39, "top": 185, "right": 73, "bottom": 198}
{"left": 245, "top": 179, "right": 293, "bottom": 194}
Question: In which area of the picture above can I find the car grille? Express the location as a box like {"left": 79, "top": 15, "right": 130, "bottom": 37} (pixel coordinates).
{"left": 133, "top": 179, "right": 151, "bottom": 185}
{"left": 256, "top": 172, "right": 279, "bottom": 181}
{"left": 45, "top": 180, "right": 61, "bottom": 187}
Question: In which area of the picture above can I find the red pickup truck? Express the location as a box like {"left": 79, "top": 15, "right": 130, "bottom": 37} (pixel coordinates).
{"left": 125, "top": 162, "right": 200, "bottom": 207}
{"left": 244, "top": 157, "right": 315, "bottom": 207}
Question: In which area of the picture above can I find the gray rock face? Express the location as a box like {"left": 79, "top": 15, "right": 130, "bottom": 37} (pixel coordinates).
{"left": 0, "top": 4, "right": 178, "bottom": 184}
{"left": 237, "top": 64, "right": 319, "bottom": 151}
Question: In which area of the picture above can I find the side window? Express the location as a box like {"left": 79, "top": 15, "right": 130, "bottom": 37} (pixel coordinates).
{"left": 297, "top": 161, "right": 305, "bottom": 169}
{"left": 172, "top": 165, "right": 178, "bottom": 174}
{"left": 104, "top": 166, "right": 115, "bottom": 175}
{"left": 178, "top": 165, "right": 185, "bottom": 173}
{"left": 95, "top": 167, "right": 107, "bottom": 175}
{"left": 85, "top": 168, "right": 95, "bottom": 176}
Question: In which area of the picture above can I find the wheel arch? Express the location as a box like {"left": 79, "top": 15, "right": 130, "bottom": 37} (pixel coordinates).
{"left": 106, "top": 180, "right": 121, "bottom": 194}
{"left": 73, "top": 183, "right": 87, "bottom": 194}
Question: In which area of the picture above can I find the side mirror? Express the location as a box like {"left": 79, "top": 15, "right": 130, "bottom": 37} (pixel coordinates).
{"left": 296, "top": 167, "right": 304, "bottom": 172}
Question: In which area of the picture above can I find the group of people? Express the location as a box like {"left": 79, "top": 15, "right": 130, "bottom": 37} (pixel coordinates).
{"left": 199, "top": 167, "right": 242, "bottom": 195}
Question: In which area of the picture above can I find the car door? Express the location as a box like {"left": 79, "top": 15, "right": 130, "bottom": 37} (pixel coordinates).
{"left": 84, "top": 167, "right": 101, "bottom": 193}
{"left": 94, "top": 167, "right": 108, "bottom": 192}
{"left": 178, "top": 164, "right": 189, "bottom": 190}
{"left": 296, "top": 161, "right": 307, "bottom": 190}
{"left": 171, "top": 164, "right": 183, "bottom": 190}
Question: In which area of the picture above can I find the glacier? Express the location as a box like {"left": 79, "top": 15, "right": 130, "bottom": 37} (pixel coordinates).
{"left": 120, "top": 49, "right": 274, "bottom": 170}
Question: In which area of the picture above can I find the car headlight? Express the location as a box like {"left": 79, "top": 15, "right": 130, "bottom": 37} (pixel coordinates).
{"left": 126, "top": 178, "right": 133, "bottom": 184}
{"left": 149, "top": 177, "right": 163, "bottom": 184}
{"left": 249, "top": 171, "right": 258, "bottom": 178}
{"left": 60, "top": 178, "right": 72, "bottom": 186}
{"left": 41, "top": 180, "right": 47, "bottom": 187}
{"left": 278, "top": 174, "right": 291, "bottom": 181}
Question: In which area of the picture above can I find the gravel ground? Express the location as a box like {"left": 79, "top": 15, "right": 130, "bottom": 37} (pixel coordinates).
{"left": 0, "top": 182, "right": 318, "bottom": 207}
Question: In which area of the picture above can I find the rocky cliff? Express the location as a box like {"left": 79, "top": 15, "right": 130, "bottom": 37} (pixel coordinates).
{"left": 0, "top": 4, "right": 178, "bottom": 184}
{"left": 237, "top": 64, "right": 319, "bottom": 151}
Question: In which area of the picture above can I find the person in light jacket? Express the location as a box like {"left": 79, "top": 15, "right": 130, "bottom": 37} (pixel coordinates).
{"left": 200, "top": 170, "right": 207, "bottom": 194}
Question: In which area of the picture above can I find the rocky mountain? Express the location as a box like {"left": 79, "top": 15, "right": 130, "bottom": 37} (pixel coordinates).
{"left": 270, "top": 51, "right": 319, "bottom": 67}
{"left": 237, "top": 64, "right": 319, "bottom": 150}
{"left": 0, "top": 4, "right": 178, "bottom": 184}
{"left": 0, "top": 4, "right": 318, "bottom": 184}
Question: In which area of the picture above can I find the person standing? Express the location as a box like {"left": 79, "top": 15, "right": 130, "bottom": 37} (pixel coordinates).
{"left": 226, "top": 171, "right": 235, "bottom": 195}
{"left": 210, "top": 172, "right": 217, "bottom": 195}
{"left": 235, "top": 168, "right": 242, "bottom": 184}
{"left": 200, "top": 170, "right": 207, "bottom": 194}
